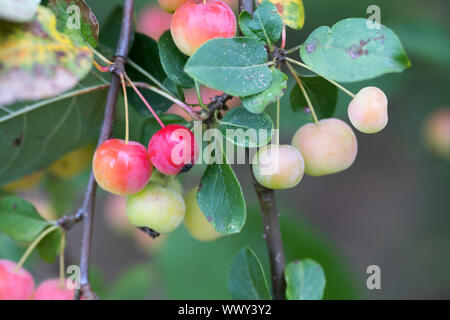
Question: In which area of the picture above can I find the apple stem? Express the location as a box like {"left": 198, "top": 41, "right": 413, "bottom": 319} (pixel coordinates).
{"left": 124, "top": 74, "right": 166, "bottom": 128}
{"left": 89, "top": 45, "right": 114, "bottom": 65}
{"left": 119, "top": 73, "right": 130, "bottom": 144}
{"left": 59, "top": 231, "right": 66, "bottom": 289}
{"left": 92, "top": 60, "right": 111, "bottom": 73}
{"left": 286, "top": 57, "right": 356, "bottom": 98}
{"left": 15, "top": 225, "right": 60, "bottom": 273}
{"left": 285, "top": 44, "right": 302, "bottom": 54}
{"left": 275, "top": 99, "right": 280, "bottom": 145}
{"left": 280, "top": 23, "right": 286, "bottom": 49}
{"left": 194, "top": 80, "right": 209, "bottom": 111}
{"left": 286, "top": 61, "right": 320, "bottom": 124}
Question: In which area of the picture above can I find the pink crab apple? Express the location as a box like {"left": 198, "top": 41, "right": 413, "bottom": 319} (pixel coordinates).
{"left": 0, "top": 259, "right": 35, "bottom": 300}
{"left": 170, "top": 0, "right": 237, "bottom": 56}
{"left": 148, "top": 124, "right": 199, "bottom": 175}
{"left": 93, "top": 139, "right": 152, "bottom": 195}
{"left": 348, "top": 87, "right": 388, "bottom": 134}
{"left": 33, "top": 279, "right": 75, "bottom": 300}
{"left": 423, "top": 108, "right": 450, "bottom": 161}
{"left": 292, "top": 118, "right": 358, "bottom": 176}
{"left": 137, "top": 5, "right": 172, "bottom": 40}
{"left": 252, "top": 144, "right": 305, "bottom": 189}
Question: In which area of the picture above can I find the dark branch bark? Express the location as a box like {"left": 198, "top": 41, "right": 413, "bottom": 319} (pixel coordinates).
{"left": 73, "top": 0, "right": 135, "bottom": 300}
{"left": 240, "top": 0, "right": 287, "bottom": 300}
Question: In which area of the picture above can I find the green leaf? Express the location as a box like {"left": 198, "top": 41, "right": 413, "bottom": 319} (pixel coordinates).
{"left": 158, "top": 31, "right": 194, "bottom": 88}
{"left": 257, "top": 0, "right": 305, "bottom": 30}
{"left": 239, "top": 1, "right": 283, "bottom": 45}
{"left": 37, "top": 227, "right": 62, "bottom": 262}
{"left": 285, "top": 259, "right": 326, "bottom": 300}
{"left": 0, "top": 70, "right": 109, "bottom": 185}
{"left": 48, "top": 0, "right": 99, "bottom": 47}
{"left": 140, "top": 114, "right": 187, "bottom": 145}
{"left": 99, "top": 5, "right": 134, "bottom": 51}
{"left": 300, "top": 18, "right": 411, "bottom": 82}
{"left": 185, "top": 37, "right": 272, "bottom": 97}
{"left": 0, "top": 6, "right": 93, "bottom": 106}
{"left": 197, "top": 154, "right": 246, "bottom": 235}
{"left": 220, "top": 107, "right": 273, "bottom": 148}
{"left": 241, "top": 68, "right": 287, "bottom": 114}
{"left": 0, "top": 0, "right": 40, "bottom": 22}
{"left": 163, "top": 78, "right": 185, "bottom": 101}
{"left": 126, "top": 33, "right": 172, "bottom": 117}
{"left": 0, "top": 196, "right": 51, "bottom": 243}
{"left": 229, "top": 247, "right": 272, "bottom": 300}
{"left": 289, "top": 75, "right": 337, "bottom": 122}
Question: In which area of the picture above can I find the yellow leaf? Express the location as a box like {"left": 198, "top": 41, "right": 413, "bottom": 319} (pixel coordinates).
{"left": 257, "top": 0, "right": 305, "bottom": 29}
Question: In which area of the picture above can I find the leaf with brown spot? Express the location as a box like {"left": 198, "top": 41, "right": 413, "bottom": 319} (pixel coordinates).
{"left": 0, "top": 6, "right": 93, "bottom": 106}
{"left": 0, "top": 0, "right": 41, "bottom": 23}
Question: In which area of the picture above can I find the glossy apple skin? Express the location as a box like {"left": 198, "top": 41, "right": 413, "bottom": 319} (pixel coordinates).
{"left": 137, "top": 5, "right": 172, "bottom": 40}
{"left": 148, "top": 124, "right": 199, "bottom": 175}
{"left": 49, "top": 145, "right": 94, "bottom": 179}
{"left": 158, "top": 0, "right": 189, "bottom": 13}
{"left": 252, "top": 144, "right": 305, "bottom": 189}
{"left": 0, "top": 260, "right": 35, "bottom": 300}
{"left": 348, "top": 87, "right": 388, "bottom": 134}
{"left": 33, "top": 279, "right": 75, "bottom": 300}
{"left": 93, "top": 139, "right": 152, "bottom": 195}
{"left": 127, "top": 182, "right": 185, "bottom": 233}
{"left": 292, "top": 118, "right": 358, "bottom": 176}
{"left": 424, "top": 108, "right": 450, "bottom": 161}
{"left": 184, "top": 187, "right": 223, "bottom": 241}
{"left": 170, "top": 0, "right": 237, "bottom": 56}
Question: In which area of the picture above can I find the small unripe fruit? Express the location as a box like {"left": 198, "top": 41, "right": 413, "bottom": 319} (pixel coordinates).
{"left": 184, "top": 187, "right": 223, "bottom": 241}
{"left": 127, "top": 182, "right": 185, "bottom": 233}
{"left": 137, "top": 5, "right": 172, "bottom": 40}
{"left": 93, "top": 139, "right": 152, "bottom": 195}
{"left": 0, "top": 260, "right": 35, "bottom": 300}
{"left": 348, "top": 86, "right": 388, "bottom": 134}
{"left": 170, "top": 0, "right": 237, "bottom": 56}
{"left": 33, "top": 279, "right": 75, "bottom": 300}
{"left": 252, "top": 144, "right": 305, "bottom": 189}
{"left": 158, "top": 0, "right": 189, "bottom": 13}
{"left": 2, "top": 171, "right": 44, "bottom": 192}
{"left": 150, "top": 170, "right": 183, "bottom": 194}
{"left": 148, "top": 124, "right": 199, "bottom": 175}
{"left": 49, "top": 145, "right": 94, "bottom": 178}
{"left": 423, "top": 108, "right": 450, "bottom": 161}
{"left": 292, "top": 118, "right": 358, "bottom": 176}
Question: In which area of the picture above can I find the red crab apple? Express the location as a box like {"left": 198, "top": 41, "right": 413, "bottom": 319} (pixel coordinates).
{"left": 170, "top": 0, "right": 237, "bottom": 56}
{"left": 292, "top": 118, "right": 358, "bottom": 176}
{"left": 148, "top": 124, "right": 199, "bottom": 175}
{"left": 0, "top": 259, "right": 34, "bottom": 300}
{"left": 33, "top": 279, "right": 75, "bottom": 300}
{"left": 423, "top": 108, "right": 450, "bottom": 161}
{"left": 348, "top": 87, "right": 388, "bottom": 134}
{"left": 137, "top": 5, "right": 172, "bottom": 40}
{"left": 252, "top": 144, "right": 305, "bottom": 189}
{"left": 93, "top": 139, "right": 152, "bottom": 195}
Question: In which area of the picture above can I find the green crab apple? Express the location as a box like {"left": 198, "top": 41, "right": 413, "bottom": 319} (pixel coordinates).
{"left": 184, "top": 187, "right": 223, "bottom": 241}
{"left": 0, "top": 260, "right": 35, "bottom": 300}
{"left": 33, "top": 279, "right": 75, "bottom": 300}
{"left": 158, "top": 0, "right": 189, "bottom": 13}
{"left": 348, "top": 87, "right": 388, "bottom": 134}
{"left": 252, "top": 144, "right": 305, "bottom": 189}
{"left": 150, "top": 170, "right": 183, "bottom": 194}
{"left": 423, "top": 108, "right": 450, "bottom": 161}
{"left": 170, "top": 0, "right": 237, "bottom": 56}
{"left": 127, "top": 182, "right": 185, "bottom": 234}
{"left": 93, "top": 139, "right": 152, "bottom": 195}
{"left": 292, "top": 118, "right": 358, "bottom": 176}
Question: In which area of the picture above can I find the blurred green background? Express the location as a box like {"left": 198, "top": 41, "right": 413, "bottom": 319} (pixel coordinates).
{"left": 1, "top": 0, "right": 449, "bottom": 299}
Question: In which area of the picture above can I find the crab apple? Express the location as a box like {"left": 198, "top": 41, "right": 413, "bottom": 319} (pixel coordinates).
{"left": 93, "top": 139, "right": 152, "bottom": 195}
{"left": 252, "top": 144, "right": 305, "bottom": 189}
{"left": 423, "top": 108, "right": 450, "bottom": 161}
{"left": 348, "top": 87, "right": 388, "bottom": 134}
{"left": 184, "top": 187, "right": 223, "bottom": 241}
{"left": 33, "top": 279, "right": 75, "bottom": 300}
{"left": 0, "top": 260, "right": 34, "bottom": 300}
{"left": 137, "top": 5, "right": 172, "bottom": 40}
{"left": 127, "top": 182, "right": 185, "bottom": 233}
{"left": 158, "top": 0, "right": 189, "bottom": 13}
{"left": 150, "top": 170, "right": 183, "bottom": 194}
{"left": 2, "top": 171, "right": 44, "bottom": 192}
{"left": 148, "top": 124, "right": 199, "bottom": 175}
{"left": 170, "top": 0, "right": 237, "bottom": 56}
{"left": 49, "top": 145, "right": 94, "bottom": 179}
{"left": 292, "top": 118, "right": 358, "bottom": 176}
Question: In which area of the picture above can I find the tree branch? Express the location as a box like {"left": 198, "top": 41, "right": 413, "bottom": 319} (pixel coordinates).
{"left": 241, "top": 0, "right": 287, "bottom": 300}
{"left": 73, "top": 0, "right": 135, "bottom": 300}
